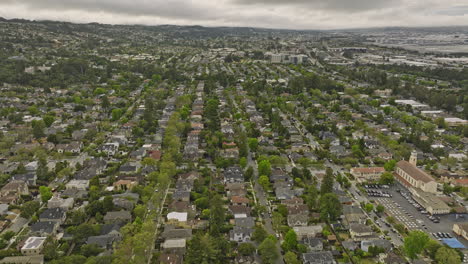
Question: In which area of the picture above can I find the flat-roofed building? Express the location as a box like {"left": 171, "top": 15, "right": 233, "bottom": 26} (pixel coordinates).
{"left": 21, "top": 237, "right": 46, "bottom": 256}
{"left": 412, "top": 189, "right": 450, "bottom": 215}
{"left": 453, "top": 223, "right": 468, "bottom": 241}
{"left": 350, "top": 167, "right": 385, "bottom": 183}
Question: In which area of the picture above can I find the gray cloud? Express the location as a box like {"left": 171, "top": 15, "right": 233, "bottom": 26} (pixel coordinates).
{"left": 3, "top": 0, "right": 223, "bottom": 21}
{"left": 234, "top": 0, "right": 402, "bottom": 12}
{"left": 0, "top": 0, "right": 467, "bottom": 29}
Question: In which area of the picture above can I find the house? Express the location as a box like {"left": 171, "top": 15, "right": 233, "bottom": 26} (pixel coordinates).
{"left": 61, "top": 188, "right": 87, "bottom": 199}
{"left": 0, "top": 180, "right": 29, "bottom": 204}
{"left": 287, "top": 204, "right": 309, "bottom": 215}
{"left": 56, "top": 142, "right": 82, "bottom": 154}
{"left": 287, "top": 214, "right": 309, "bottom": 227}
{"left": 343, "top": 205, "right": 367, "bottom": 226}
{"left": 225, "top": 183, "right": 247, "bottom": 197}
{"left": 21, "top": 237, "right": 46, "bottom": 256}
{"left": 161, "top": 228, "right": 192, "bottom": 240}
{"left": 102, "top": 142, "right": 119, "bottom": 156}
{"left": 30, "top": 221, "right": 59, "bottom": 236}
{"left": 231, "top": 196, "right": 250, "bottom": 206}
{"left": 159, "top": 253, "right": 182, "bottom": 264}
{"left": 349, "top": 224, "right": 373, "bottom": 240}
{"left": 172, "top": 190, "right": 191, "bottom": 202}
{"left": 229, "top": 226, "right": 253, "bottom": 243}
{"left": 395, "top": 152, "right": 438, "bottom": 194}
{"left": 167, "top": 212, "right": 188, "bottom": 223}
{"left": 65, "top": 180, "right": 89, "bottom": 191}
{"left": 10, "top": 173, "right": 37, "bottom": 186}
{"left": 0, "top": 255, "right": 44, "bottom": 264}
{"left": 113, "top": 180, "right": 138, "bottom": 191}
{"left": 148, "top": 150, "right": 161, "bottom": 161}
{"left": 161, "top": 239, "right": 186, "bottom": 254}
{"left": 382, "top": 252, "right": 406, "bottom": 264}
{"left": 342, "top": 241, "right": 358, "bottom": 251}
{"left": 302, "top": 251, "right": 336, "bottom": 264}
{"left": 47, "top": 196, "right": 74, "bottom": 210}
{"left": 119, "top": 163, "right": 138, "bottom": 174}
{"left": 282, "top": 197, "right": 304, "bottom": 206}
{"left": 104, "top": 211, "right": 132, "bottom": 224}
{"left": 453, "top": 223, "right": 468, "bottom": 241}
{"left": 228, "top": 205, "right": 251, "bottom": 218}
{"left": 276, "top": 188, "right": 295, "bottom": 200}
{"left": 270, "top": 169, "right": 292, "bottom": 184}
{"left": 361, "top": 239, "right": 392, "bottom": 252}
{"left": 234, "top": 217, "right": 255, "bottom": 228}
{"left": 129, "top": 148, "right": 146, "bottom": 160}
{"left": 86, "top": 235, "right": 120, "bottom": 249}
{"left": 301, "top": 237, "right": 323, "bottom": 251}
{"left": 39, "top": 208, "right": 66, "bottom": 224}
{"left": 113, "top": 198, "right": 136, "bottom": 211}
{"left": 293, "top": 225, "right": 323, "bottom": 239}
{"left": 223, "top": 166, "right": 244, "bottom": 184}
{"left": 350, "top": 167, "right": 385, "bottom": 183}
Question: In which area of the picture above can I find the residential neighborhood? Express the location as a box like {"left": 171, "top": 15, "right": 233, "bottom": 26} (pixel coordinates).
{"left": 0, "top": 17, "right": 467, "bottom": 264}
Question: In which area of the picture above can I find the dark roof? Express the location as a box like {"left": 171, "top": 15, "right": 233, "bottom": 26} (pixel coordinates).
{"left": 30, "top": 221, "right": 57, "bottom": 234}
{"left": 39, "top": 208, "right": 65, "bottom": 220}
{"left": 302, "top": 251, "right": 335, "bottom": 264}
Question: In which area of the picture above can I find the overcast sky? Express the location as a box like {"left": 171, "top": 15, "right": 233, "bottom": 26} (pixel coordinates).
{"left": 1, "top": 0, "right": 467, "bottom": 29}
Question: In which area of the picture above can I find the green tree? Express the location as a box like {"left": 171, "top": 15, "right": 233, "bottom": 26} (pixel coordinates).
{"left": 245, "top": 166, "right": 254, "bottom": 181}
{"left": 258, "top": 160, "right": 272, "bottom": 177}
{"left": 284, "top": 251, "right": 300, "bottom": 264}
{"left": 364, "top": 203, "right": 374, "bottom": 213}
{"left": 258, "top": 175, "right": 270, "bottom": 190}
{"left": 101, "top": 95, "right": 110, "bottom": 109}
{"left": 43, "top": 115, "right": 55, "bottom": 127}
{"left": 252, "top": 225, "right": 268, "bottom": 243}
{"left": 248, "top": 138, "right": 259, "bottom": 152}
{"left": 435, "top": 247, "right": 461, "bottom": 264}
{"left": 404, "top": 230, "right": 430, "bottom": 259}
{"left": 185, "top": 233, "right": 220, "bottom": 264}
{"left": 379, "top": 172, "right": 395, "bottom": 185}
{"left": 282, "top": 229, "right": 298, "bottom": 252}
{"left": 209, "top": 195, "right": 225, "bottom": 237}
{"left": 259, "top": 236, "right": 279, "bottom": 264}
{"left": 424, "top": 239, "right": 442, "bottom": 259}
{"left": 320, "top": 168, "right": 334, "bottom": 195}
{"left": 103, "top": 196, "right": 114, "bottom": 212}
{"left": 20, "top": 201, "right": 40, "bottom": 218}
{"left": 376, "top": 204, "right": 385, "bottom": 214}
{"left": 239, "top": 157, "right": 247, "bottom": 168}
{"left": 384, "top": 160, "right": 397, "bottom": 171}
{"left": 320, "top": 193, "right": 342, "bottom": 222}
{"left": 238, "top": 243, "right": 255, "bottom": 256}
{"left": 81, "top": 243, "right": 105, "bottom": 257}
{"left": 32, "top": 120, "right": 46, "bottom": 139}
{"left": 39, "top": 186, "right": 53, "bottom": 203}
{"left": 305, "top": 185, "right": 319, "bottom": 210}
{"left": 111, "top": 108, "right": 123, "bottom": 121}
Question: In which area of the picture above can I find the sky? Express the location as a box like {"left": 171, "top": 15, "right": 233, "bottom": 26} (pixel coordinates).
{"left": 0, "top": 0, "right": 468, "bottom": 30}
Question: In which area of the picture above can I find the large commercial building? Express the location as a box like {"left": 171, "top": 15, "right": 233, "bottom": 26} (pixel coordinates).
{"left": 270, "top": 53, "right": 308, "bottom": 64}
{"left": 350, "top": 167, "right": 385, "bottom": 183}
{"left": 395, "top": 152, "right": 438, "bottom": 194}
{"left": 412, "top": 189, "right": 450, "bottom": 215}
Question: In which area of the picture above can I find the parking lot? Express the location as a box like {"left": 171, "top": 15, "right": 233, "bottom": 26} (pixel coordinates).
{"left": 377, "top": 197, "right": 422, "bottom": 230}
{"left": 366, "top": 183, "right": 468, "bottom": 246}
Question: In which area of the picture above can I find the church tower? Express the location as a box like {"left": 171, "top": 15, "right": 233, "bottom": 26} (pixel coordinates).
{"left": 409, "top": 151, "right": 417, "bottom": 166}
